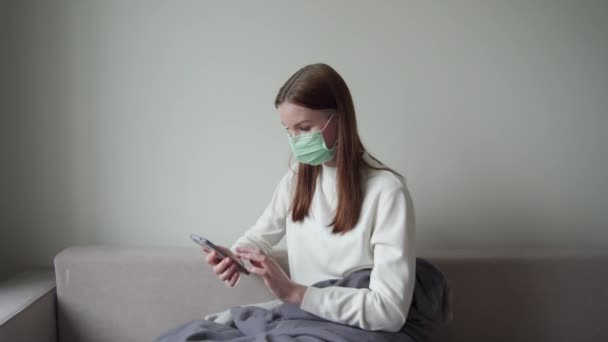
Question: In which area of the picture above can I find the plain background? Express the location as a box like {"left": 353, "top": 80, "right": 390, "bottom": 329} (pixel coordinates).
{"left": 1, "top": 0, "right": 607, "bottom": 280}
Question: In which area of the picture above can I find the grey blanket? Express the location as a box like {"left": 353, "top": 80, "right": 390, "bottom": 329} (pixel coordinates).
{"left": 154, "top": 258, "right": 452, "bottom": 342}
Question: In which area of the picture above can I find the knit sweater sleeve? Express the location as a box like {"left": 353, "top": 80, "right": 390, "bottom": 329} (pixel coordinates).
{"left": 299, "top": 184, "right": 416, "bottom": 332}
{"left": 229, "top": 168, "right": 294, "bottom": 256}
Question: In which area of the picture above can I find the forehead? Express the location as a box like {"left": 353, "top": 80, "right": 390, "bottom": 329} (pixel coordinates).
{"left": 278, "top": 102, "right": 324, "bottom": 125}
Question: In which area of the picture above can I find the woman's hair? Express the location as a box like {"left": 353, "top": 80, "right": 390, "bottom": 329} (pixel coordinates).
{"left": 274, "top": 63, "right": 404, "bottom": 234}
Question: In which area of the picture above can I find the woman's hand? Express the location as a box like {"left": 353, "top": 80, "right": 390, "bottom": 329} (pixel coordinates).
{"left": 203, "top": 245, "right": 241, "bottom": 288}
{"left": 235, "top": 246, "right": 307, "bottom": 305}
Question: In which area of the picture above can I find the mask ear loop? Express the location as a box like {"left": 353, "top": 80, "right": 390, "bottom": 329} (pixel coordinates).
{"left": 321, "top": 111, "right": 336, "bottom": 132}
{"left": 323, "top": 111, "right": 339, "bottom": 149}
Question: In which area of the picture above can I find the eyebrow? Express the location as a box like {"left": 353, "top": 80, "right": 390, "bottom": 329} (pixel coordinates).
{"left": 281, "top": 120, "right": 312, "bottom": 128}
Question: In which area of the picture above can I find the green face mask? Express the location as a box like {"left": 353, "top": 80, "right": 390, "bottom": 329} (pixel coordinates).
{"left": 287, "top": 112, "right": 337, "bottom": 166}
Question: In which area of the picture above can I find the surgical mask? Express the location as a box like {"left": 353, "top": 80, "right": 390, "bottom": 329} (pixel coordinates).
{"left": 286, "top": 112, "right": 337, "bottom": 166}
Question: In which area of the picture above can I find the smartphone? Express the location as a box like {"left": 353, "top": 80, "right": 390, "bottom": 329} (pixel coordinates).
{"left": 190, "top": 234, "right": 250, "bottom": 275}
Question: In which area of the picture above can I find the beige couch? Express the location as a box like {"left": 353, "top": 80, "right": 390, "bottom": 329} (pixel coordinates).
{"left": 1, "top": 245, "right": 607, "bottom": 341}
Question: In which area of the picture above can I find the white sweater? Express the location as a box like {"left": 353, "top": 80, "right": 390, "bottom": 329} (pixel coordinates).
{"left": 229, "top": 152, "right": 416, "bottom": 332}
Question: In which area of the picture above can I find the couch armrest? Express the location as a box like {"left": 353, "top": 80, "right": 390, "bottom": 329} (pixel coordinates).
{"left": 0, "top": 269, "right": 57, "bottom": 342}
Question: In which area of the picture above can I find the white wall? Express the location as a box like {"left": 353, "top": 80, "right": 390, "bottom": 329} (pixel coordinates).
{"left": 2, "top": 0, "right": 607, "bottom": 279}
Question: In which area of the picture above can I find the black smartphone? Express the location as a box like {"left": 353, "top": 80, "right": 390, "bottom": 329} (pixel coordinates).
{"left": 190, "top": 234, "right": 250, "bottom": 275}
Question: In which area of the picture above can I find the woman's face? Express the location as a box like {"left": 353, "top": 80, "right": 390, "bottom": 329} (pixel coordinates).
{"left": 278, "top": 102, "right": 338, "bottom": 148}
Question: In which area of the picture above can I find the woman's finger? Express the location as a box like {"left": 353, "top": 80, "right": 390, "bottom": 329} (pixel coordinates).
{"left": 219, "top": 264, "right": 237, "bottom": 281}
{"left": 236, "top": 251, "right": 267, "bottom": 263}
{"left": 236, "top": 246, "right": 262, "bottom": 254}
{"left": 219, "top": 264, "right": 234, "bottom": 281}
{"left": 213, "top": 256, "right": 233, "bottom": 275}
{"left": 206, "top": 250, "right": 220, "bottom": 266}
{"left": 227, "top": 271, "right": 239, "bottom": 287}
{"left": 247, "top": 264, "right": 267, "bottom": 276}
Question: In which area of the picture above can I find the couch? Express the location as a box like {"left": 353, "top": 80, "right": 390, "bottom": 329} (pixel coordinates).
{"left": 1, "top": 245, "right": 606, "bottom": 341}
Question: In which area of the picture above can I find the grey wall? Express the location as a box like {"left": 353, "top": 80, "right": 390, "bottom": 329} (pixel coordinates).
{"left": 1, "top": 0, "right": 8, "bottom": 279}
{"left": 2, "top": 0, "right": 607, "bottom": 280}
{"left": 1, "top": 0, "right": 17, "bottom": 280}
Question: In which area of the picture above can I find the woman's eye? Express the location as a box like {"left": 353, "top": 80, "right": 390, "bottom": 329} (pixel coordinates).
{"left": 300, "top": 127, "right": 311, "bottom": 131}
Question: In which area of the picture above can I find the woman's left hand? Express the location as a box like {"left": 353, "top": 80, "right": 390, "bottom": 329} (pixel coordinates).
{"left": 235, "top": 246, "right": 307, "bottom": 305}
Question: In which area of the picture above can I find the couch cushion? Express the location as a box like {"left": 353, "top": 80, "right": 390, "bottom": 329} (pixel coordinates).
{"left": 54, "top": 245, "right": 281, "bottom": 342}
{"left": 427, "top": 249, "right": 608, "bottom": 342}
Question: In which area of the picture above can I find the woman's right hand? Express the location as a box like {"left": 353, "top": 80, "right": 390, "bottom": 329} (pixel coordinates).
{"left": 203, "top": 245, "right": 241, "bottom": 288}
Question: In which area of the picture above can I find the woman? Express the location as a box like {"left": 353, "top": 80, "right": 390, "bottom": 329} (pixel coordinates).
{"left": 203, "top": 63, "right": 416, "bottom": 332}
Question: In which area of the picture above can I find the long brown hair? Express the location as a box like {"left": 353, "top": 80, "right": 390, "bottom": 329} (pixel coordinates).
{"left": 275, "top": 63, "right": 404, "bottom": 235}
